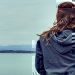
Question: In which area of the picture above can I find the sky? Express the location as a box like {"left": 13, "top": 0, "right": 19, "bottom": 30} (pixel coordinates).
{"left": 56, "top": 0, "right": 72, "bottom": 3}
{"left": 1, "top": 0, "right": 74, "bottom": 45}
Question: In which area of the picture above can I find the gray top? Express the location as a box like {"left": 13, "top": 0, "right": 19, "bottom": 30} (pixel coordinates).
{"left": 35, "top": 29, "right": 75, "bottom": 75}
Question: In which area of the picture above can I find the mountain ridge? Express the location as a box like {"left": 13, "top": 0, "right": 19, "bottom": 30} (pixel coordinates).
{"left": 0, "top": 45, "right": 35, "bottom": 53}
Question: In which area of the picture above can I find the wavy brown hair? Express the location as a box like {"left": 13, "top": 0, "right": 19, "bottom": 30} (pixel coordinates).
{"left": 39, "top": 2, "right": 75, "bottom": 43}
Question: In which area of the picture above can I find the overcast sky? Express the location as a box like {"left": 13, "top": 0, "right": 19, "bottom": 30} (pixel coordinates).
{"left": 0, "top": 0, "right": 57, "bottom": 45}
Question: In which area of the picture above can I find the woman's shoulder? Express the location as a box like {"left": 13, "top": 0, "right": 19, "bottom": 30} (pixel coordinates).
{"left": 36, "top": 35, "right": 47, "bottom": 46}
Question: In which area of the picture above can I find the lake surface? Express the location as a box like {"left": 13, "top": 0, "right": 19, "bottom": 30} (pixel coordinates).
{"left": 0, "top": 53, "right": 39, "bottom": 75}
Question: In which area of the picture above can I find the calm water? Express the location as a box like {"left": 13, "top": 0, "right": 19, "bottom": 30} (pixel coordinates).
{"left": 0, "top": 53, "right": 38, "bottom": 75}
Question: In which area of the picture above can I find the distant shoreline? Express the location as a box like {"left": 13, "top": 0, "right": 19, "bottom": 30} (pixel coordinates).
{"left": 0, "top": 50, "right": 35, "bottom": 53}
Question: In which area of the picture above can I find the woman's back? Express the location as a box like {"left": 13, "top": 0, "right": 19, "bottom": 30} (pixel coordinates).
{"left": 35, "top": 29, "right": 75, "bottom": 75}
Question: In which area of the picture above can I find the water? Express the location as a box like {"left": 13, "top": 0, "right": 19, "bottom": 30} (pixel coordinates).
{"left": 0, "top": 53, "right": 38, "bottom": 75}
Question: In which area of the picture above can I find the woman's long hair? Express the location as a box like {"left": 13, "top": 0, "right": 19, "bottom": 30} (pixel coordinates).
{"left": 39, "top": 2, "right": 75, "bottom": 43}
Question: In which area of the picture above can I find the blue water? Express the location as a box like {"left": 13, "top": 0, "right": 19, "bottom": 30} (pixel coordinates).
{"left": 0, "top": 53, "right": 36, "bottom": 75}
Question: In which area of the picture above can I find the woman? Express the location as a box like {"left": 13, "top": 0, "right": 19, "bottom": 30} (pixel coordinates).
{"left": 35, "top": 2, "right": 75, "bottom": 75}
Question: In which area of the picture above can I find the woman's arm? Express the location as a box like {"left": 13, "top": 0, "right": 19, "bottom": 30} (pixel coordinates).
{"left": 35, "top": 40, "right": 46, "bottom": 75}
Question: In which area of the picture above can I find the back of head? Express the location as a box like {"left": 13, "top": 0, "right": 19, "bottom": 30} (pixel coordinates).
{"left": 40, "top": 2, "right": 75, "bottom": 43}
{"left": 57, "top": 2, "right": 75, "bottom": 29}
